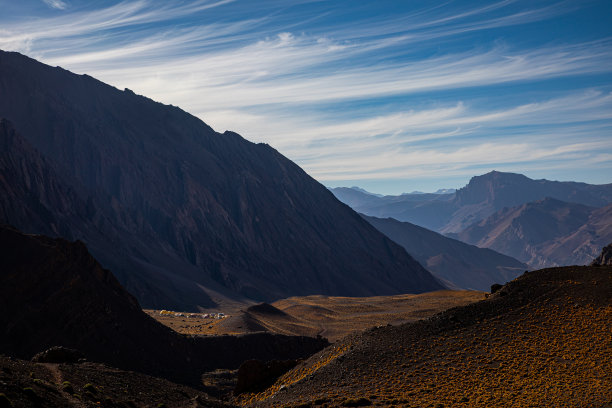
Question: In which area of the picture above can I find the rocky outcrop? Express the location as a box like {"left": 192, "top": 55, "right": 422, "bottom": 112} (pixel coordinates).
{"left": 591, "top": 243, "right": 612, "bottom": 266}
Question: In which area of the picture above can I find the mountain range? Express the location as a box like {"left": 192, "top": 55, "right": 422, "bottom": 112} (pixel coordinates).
{"left": 453, "top": 197, "right": 612, "bottom": 268}
{"left": 332, "top": 171, "right": 612, "bottom": 234}
{"left": 0, "top": 50, "right": 442, "bottom": 310}
{"left": 332, "top": 171, "right": 612, "bottom": 268}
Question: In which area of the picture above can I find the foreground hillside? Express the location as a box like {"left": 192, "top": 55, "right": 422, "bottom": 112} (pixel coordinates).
{"left": 0, "top": 50, "right": 442, "bottom": 310}
{"left": 147, "top": 290, "right": 484, "bottom": 342}
{"left": 0, "top": 356, "right": 229, "bottom": 408}
{"left": 240, "top": 266, "right": 612, "bottom": 407}
{"left": 0, "top": 225, "right": 327, "bottom": 387}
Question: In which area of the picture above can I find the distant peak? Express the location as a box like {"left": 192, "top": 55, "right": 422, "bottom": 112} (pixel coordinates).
{"left": 479, "top": 170, "right": 527, "bottom": 179}
{"left": 434, "top": 188, "right": 456, "bottom": 194}
{"left": 349, "top": 186, "right": 383, "bottom": 197}
{"left": 464, "top": 171, "right": 531, "bottom": 187}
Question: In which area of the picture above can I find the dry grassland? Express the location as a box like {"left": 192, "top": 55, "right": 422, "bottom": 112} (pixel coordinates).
{"left": 145, "top": 290, "right": 484, "bottom": 342}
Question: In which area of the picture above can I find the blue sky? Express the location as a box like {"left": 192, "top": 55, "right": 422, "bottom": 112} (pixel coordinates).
{"left": 1, "top": 0, "right": 611, "bottom": 194}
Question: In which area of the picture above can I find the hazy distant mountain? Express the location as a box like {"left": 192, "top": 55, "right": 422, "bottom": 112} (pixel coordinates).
{"left": 454, "top": 197, "right": 612, "bottom": 268}
{"left": 434, "top": 188, "right": 457, "bottom": 194}
{"left": 362, "top": 215, "right": 526, "bottom": 290}
{"left": 332, "top": 171, "right": 612, "bottom": 234}
{"left": 349, "top": 186, "right": 384, "bottom": 197}
{"left": 330, "top": 187, "right": 455, "bottom": 231}
{"left": 0, "top": 50, "right": 442, "bottom": 310}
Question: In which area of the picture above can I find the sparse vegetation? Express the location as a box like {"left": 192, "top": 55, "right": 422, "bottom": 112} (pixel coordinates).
{"left": 239, "top": 267, "right": 612, "bottom": 407}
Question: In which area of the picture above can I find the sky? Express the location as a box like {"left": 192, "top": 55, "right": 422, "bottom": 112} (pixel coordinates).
{"left": 1, "top": 0, "right": 611, "bottom": 194}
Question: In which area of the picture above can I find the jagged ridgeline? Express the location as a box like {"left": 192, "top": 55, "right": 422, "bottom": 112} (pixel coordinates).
{"left": 0, "top": 50, "right": 442, "bottom": 310}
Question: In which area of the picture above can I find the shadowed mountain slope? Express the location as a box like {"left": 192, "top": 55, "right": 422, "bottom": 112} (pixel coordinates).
{"left": 0, "top": 50, "right": 442, "bottom": 309}
{"left": 362, "top": 215, "right": 526, "bottom": 290}
{"left": 0, "top": 225, "right": 328, "bottom": 386}
{"left": 241, "top": 265, "right": 612, "bottom": 407}
{"left": 0, "top": 118, "right": 220, "bottom": 309}
{"left": 455, "top": 197, "right": 612, "bottom": 268}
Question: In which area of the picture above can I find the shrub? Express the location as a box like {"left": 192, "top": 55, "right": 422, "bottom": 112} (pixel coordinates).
{"left": 22, "top": 387, "right": 37, "bottom": 400}
{"left": 341, "top": 397, "right": 372, "bottom": 407}
{"left": 83, "top": 383, "right": 97, "bottom": 394}
{"left": 0, "top": 393, "right": 13, "bottom": 408}
{"left": 62, "top": 381, "right": 74, "bottom": 394}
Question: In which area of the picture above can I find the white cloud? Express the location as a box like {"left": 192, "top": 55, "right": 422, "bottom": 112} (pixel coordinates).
{"left": 42, "top": 0, "right": 68, "bottom": 10}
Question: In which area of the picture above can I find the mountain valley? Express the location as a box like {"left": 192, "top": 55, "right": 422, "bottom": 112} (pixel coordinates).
{"left": 146, "top": 290, "right": 485, "bottom": 342}
{"left": 0, "top": 41, "right": 610, "bottom": 408}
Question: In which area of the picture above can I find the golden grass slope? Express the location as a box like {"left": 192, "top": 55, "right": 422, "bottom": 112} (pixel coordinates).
{"left": 239, "top": 266, "right": 612, "bottom": 408}
{"left": 145, "top": 290, "right": 484, "bottom": 342}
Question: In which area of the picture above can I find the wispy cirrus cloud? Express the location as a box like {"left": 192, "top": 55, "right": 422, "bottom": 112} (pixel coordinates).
{"left": 202, "top": 90, "right": 612, "bottom": 182}
{"left": 1, "top": 0, "right": 611, "bottom": 192}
